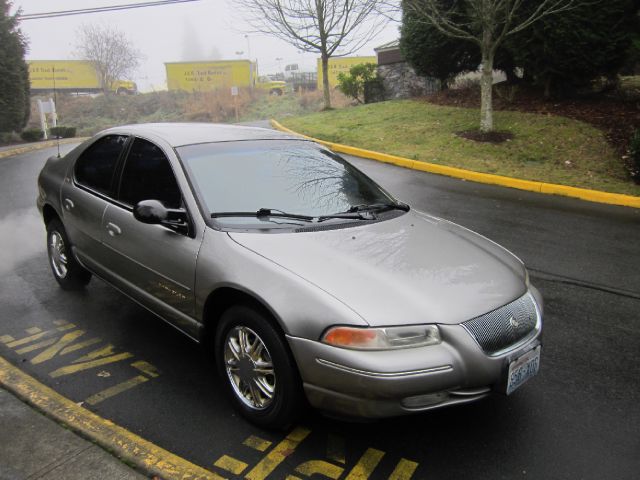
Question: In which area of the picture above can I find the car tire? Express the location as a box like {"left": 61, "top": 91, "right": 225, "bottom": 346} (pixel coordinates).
{"left": 215, "top": 305, "right": 302, "bottom": 429}
{"left": 46, "top": 219, "right": 92, "bottom": 290}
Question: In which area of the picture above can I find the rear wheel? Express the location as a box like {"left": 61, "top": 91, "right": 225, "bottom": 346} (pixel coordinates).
{"left": 215, "top": 305, "right": 302, "bottom": 429}
{"left": 46, "top": 219, "right": 91, "bottom": 290}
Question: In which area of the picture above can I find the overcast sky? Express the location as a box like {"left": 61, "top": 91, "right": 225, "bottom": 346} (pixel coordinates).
{"left": 12, "top": 0, "right": 400, "bottom": 91}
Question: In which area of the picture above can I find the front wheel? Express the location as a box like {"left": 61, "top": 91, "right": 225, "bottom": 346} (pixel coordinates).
{"left": 46, "top": 219, "right": 92, "bottom": 290}
{"left": 215, "top": 305, "right": 302, "bottom": 429}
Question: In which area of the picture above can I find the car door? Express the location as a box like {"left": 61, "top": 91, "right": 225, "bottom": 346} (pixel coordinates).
{"left": 61, "top": 134, "right": 129, "bottom": 273}
{"left": 100, "top": 136, "right": 202, "bottom": 332}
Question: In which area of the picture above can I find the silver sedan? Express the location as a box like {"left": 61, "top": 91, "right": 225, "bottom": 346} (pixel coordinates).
{"left": 37, "top": 123, "right": 542, "bottom": 428}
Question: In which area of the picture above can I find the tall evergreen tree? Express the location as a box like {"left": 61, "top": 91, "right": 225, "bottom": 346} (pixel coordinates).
{"left": 0, "top": 0, "right": 30, "bottom": 133}
{"left": 401, "top": 3, "right": 480, "bottom": 88}
{"left": 509, "top": 0, "right": 640, "bottom": 97}
{"left": 401, "top": 4, "right": 519, "bottom": 89}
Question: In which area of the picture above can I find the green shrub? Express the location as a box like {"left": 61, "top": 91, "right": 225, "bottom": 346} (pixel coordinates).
{"left": 629, "top": 128, "right": 640, "bottom": 183}
{"left": 49, "top": 126, "right": 77, "bottom": 138}
{"left": 363, "top": 77, "right": 385, "bottom": 104}
{"left": 20, "top": 129, "right": 44, "bottom": 142}
{"left": 0, "top": 131, "right": 20, "bottom": 144}
{"left": 337, "top": 63, "right": 379, "bottom": 104}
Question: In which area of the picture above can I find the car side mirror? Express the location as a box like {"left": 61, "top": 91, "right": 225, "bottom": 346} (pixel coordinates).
{"left": 133, "top": 200, "right": 190, "bottom": 235}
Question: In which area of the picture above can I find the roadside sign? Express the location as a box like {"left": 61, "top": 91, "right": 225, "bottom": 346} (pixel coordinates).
{"left": 231, "top": 86, "right": 239, "bottom": 96}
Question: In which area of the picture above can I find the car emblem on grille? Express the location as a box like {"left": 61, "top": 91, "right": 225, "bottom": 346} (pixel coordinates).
{"left": 509, "top": 316, "right": 519, "bottom": 328}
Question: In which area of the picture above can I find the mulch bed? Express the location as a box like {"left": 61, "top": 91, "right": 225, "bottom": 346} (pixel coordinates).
{"left": 456, "top": 130, "right": 514, "bottom": 144}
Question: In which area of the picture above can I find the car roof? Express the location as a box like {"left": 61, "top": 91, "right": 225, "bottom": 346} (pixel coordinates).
{"left": 101, "top": 122, "right": 304, "bottom": 147}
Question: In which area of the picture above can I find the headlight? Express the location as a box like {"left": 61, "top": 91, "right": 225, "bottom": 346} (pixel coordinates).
{"left": 321, "top": 325, "right": 441, "bottom": 350}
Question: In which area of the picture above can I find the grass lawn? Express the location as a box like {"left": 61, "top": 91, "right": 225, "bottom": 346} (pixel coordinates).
{"left": 279, "top": 99, "right": 639, "bottom": 196}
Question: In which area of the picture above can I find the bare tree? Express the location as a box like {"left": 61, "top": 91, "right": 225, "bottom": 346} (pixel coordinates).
{"left": 236, "top": 0, "right": 389, "bottom": 109}
{"left": 403, "top": 0, "right": 577, "bottom": 132}
{"left": 76, "top": 24, "right": 141, "bottom": 94}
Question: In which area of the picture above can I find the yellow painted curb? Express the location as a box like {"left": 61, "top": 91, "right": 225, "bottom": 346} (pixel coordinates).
{"left": 0, "top": 356, "right": 225, "bottom": 480}
{"left": 271, "top": 119, "right": 640, "bottom": 209}
{"left": 0, "top": 138, "right": 87, "bottom": 159}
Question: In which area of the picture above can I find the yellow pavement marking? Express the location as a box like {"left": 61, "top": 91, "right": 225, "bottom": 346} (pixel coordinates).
{"left": 26, "top": 327, "right": 42, "bottom": 335}
{"left": 31, "top": 330, "right": 85, "bottom": 364}
{"left": 131, "top": 360, "right": 160, "bottom": 378}
{"left": 72, "top": 344, "right": 118, "bottom": 362}
{"left": 294, "top": 460, "right": 343, "bottom": 479}
{"left": 214, "top": 455, "right": 249, "bottom": 475}
{"left": 285, "top": 476, "right": 302, "bottom": 480}
{"left": 0, "top": 356, "right": 225, "bottom": 480}
{"left": 243, "top": 435, "right": 272, "bottom": 452}
{"left": 49, "top": 351, "right": 133, "bottom": 378}
{"left": 84, "top": 375, "right": 149, "bottom": 405}
{"left": 60, "top": 337, "right": 102, "bottom": 356}
{"left": 7, "top": 330, "right": 55, "bottom": 348}
{"left": 327, "top": 434, "right": 346, "bottom": 464}
{"left": 388, "top": 459, "right": 419, "bottom": 480}
{"left": 245, "top": 427, "right": 311, "bottom": 480}
{"left": 56, "top": 323, "right": 77, "bottom": 332}
{"left": 0, "top": 335, "right": 15, "bottom": 344}
{"left": 344, "top": 448, "right": 385, "bottom": 480}
{"left": 16, "top": 338, "right": 58, "bottom": 354}
{"left": 271, "top": 120, "right": 640, "bottom": 209}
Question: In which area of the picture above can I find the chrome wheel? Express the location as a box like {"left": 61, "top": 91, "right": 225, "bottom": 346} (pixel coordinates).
{"left": 224, "top": 326, "right": 276, "bottom": 410}
{"left": 48, "top": 230, "right": 68, "bottom": 279}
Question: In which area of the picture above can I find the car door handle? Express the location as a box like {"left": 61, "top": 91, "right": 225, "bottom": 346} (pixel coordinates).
{"left": 106, "top": 222, "right": 122, "bottom": 236}
{"left": 63, "top": 198, "right": 75, "bottom": 211}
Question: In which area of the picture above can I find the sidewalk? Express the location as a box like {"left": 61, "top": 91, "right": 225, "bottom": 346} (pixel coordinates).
{"left": 0, "top": 388, "right": 146, "bottom": 480}
{"left": 0, "top": 138, "right": 85, "bottom": 159}
{"left": 0, "top": 141, "right": 43, "bottom": 153}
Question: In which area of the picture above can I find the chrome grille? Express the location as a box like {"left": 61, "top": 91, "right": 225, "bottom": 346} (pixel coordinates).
{"left": 463, "top": 293, "right": 539, "bottom": 355}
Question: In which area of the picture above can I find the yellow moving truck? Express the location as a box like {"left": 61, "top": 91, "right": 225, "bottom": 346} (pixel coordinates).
{"left": 28, "top": 60, "right": 137, "bottom": 94}
{"left": 165, "top": 60, "right": 255, "bottom": 91}
{"left": 316, "top": 56, "right": 377, "bottom": 88}
{"left": 165, "top": 60, "right": 286, "bottom": 95}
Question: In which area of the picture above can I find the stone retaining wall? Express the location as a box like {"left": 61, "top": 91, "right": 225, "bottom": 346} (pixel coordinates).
{"left": 377, "top": 63, "right": 440, "bottom": 99}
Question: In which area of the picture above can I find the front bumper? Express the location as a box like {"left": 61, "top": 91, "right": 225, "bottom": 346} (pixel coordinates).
{"left": 286, "top": 291, "right": 543, "bottom": 419}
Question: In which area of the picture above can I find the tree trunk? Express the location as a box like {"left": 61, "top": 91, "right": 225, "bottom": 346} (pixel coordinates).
{"left": 321, "top": 53, "right": 331, "bottom": 110}
{"left": 480, "top": 52, "right": 494, "bottom": 133}
{"left": 543, "top": 76, "right": 552, "bottom": 99}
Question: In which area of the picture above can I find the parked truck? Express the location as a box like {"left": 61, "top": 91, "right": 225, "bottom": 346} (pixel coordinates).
{"left": 316, "top": 56, "right": 377, "bottom": 89}
{"left": 28, "top": 60, "right": 137, "bottom": 94}
{"left": 165, "top": 60, "right": 286, "bottom": 95}
{"left": 283, "top": 64, "right": 317, "bottom": 91}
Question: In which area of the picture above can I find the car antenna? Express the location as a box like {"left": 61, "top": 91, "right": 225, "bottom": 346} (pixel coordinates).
{"left": 53, "top": 66, "right": 61, "bottom": 158}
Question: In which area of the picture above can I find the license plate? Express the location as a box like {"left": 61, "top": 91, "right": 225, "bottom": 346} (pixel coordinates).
{"left": 506, "top": 346, "right": 540, "bottom": 395}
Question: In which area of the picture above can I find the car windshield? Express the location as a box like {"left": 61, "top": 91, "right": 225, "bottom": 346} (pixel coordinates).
{"left": 177, "top": 140, "right": 397, "bottom": 225}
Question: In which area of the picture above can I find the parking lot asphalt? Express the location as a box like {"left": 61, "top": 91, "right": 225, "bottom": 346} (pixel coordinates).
{"left": 0, "top": 143, "right": 639, "bottom": 479}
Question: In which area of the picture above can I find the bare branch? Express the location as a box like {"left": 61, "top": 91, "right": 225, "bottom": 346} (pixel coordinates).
{"left": 75, "top": 23, "right": 142, "bottom": 93}
{"left": 233, "top": 0, "right": 388, "bottom": 108}
{"left": 506, "top": 0, "right": 578, "bottom": 36}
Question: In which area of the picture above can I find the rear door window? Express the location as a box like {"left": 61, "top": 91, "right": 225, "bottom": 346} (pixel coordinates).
{"left": 74, "top": 135, "right": 128, "bottom": 196}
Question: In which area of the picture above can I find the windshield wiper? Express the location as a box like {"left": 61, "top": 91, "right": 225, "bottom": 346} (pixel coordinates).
{"left": 212, "top": 208, "right": 315, "bottom": 221}
{"left": 347, "top": 202, "right": 410, "bottom": 213}
{"left": 211, "top": 208, "right": 370, "bottom": 223}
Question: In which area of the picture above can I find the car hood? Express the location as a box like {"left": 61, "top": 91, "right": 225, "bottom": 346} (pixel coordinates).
{"left": 228, "top": 211, "right": 527, "bottom": 326}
